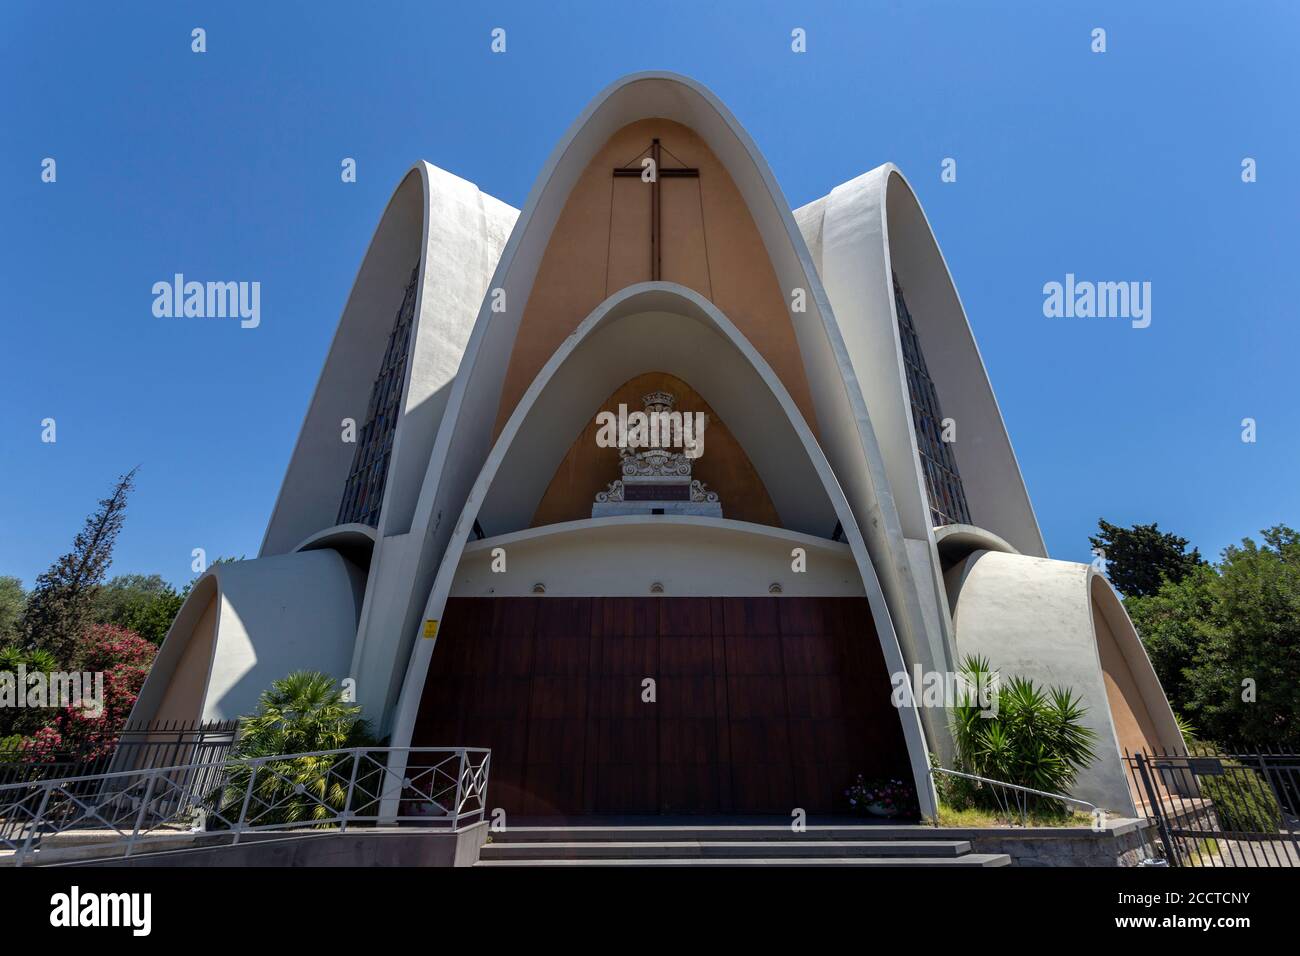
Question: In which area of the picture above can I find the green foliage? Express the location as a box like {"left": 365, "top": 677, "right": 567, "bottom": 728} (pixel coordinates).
{"left": 0, "top": 576, "right": 25, "bottom": 647}
{"left": 219, "top": 671, "right": 374, "bottom": 827}
{"left": 934, "top": 800, "right": 1093, "bottom": 828}
{"left": 92, "top": 574, "right": 185, "bottom": 645}
{"left": 22, "top": 469, "right": 136, "bottom": 661}
{"left": 1173, "top": 712, "right": 1198, "bottom": 746}
{"left": 1128, "top": 525, "right": 1300, "bottom": 749}
{"left": 0, "top": 645, "right": 59, "bottom": 674}
{"left": 947, "top": 656, "right": 1097, "bottom": 812}
{"left": 1125, "top": 566, "right": 1217, "bottom": 717}
{"left": 1181, "top": 744, "right": 1284, "bottom": 835}
{"left": 1090, "top": 519, "right": 1205, "bottom": 599}
{"left": 0, "top": 645, "right": 64, "bottom": 739}
{"left": 1199, "top": 766, "right": 1282, "bottom": 835}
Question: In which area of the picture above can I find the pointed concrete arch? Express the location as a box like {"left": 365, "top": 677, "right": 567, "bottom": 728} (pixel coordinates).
{"left": 386, "top": 282, "right": 938, "bottom": 819}
{"left": 260, "top": 162, "right": 517, "bottom": 557}
{"left": 529, "top": 370, "right": 782, "bottom": 529}
{"left": 798, "top": 165, "right": 1049, "bottom": 759}
{"left": 797, "top": 165, "right": 1045, "bottom": 557}
{"left": 375, "top": 72, "right": 942, "bottom": 759}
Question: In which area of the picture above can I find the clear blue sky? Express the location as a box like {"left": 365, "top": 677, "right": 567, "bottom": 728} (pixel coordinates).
{"left": 2, "top": 1, "right": 1297, "bottom": 590}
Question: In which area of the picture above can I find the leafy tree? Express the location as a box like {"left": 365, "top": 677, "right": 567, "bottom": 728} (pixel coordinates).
{"left": 22, "top": 468, "right": 137, "bottom": 662}
{"left": 1129, "top": 526, "right": 1300, "bottom": 749}
{"left": 1090, "top": 519, "right": 1205, "bottom": 598}
{"left": 1186, "top": 527, "right": 1300, "bottom": 747}
{"left": 0, "top": 576, "right": 24, "bottom": 647}
{"left": 93, "top": 574, "right": 185, "bottom": 645}
{"left": 1124, "top": 564, "right": 1217, "bottom": 713}
{"left": 218, "top": 672, "right": 374, "bottom": 826}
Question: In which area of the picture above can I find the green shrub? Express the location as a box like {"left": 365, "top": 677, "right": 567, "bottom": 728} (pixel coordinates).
{"left": 216, "top": 671, "right": 375, "bottom": 828}
{"left": 0, "top": 646, "right": 63, "bottom": 739}
{"left": 947, "top": 656, "right": 1097, "bottom": 813}
{"left": 1186, "top": 745, "right": 1283, "bottom": 834}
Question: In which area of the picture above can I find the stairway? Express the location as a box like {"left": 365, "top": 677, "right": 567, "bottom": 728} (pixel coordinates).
{"left": 475, "top": 825, "right": 1012, "bottom": 867}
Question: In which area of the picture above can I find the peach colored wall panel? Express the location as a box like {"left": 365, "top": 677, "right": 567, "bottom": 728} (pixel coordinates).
{"left": 494, "top": 120, "right": 815, "bottom": 437}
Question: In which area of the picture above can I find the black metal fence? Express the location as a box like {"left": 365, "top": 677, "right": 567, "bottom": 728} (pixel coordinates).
{"left": 0, "top": 720, "right": 240, "bottom": 846}
{"left": 0, "top": 719, "right": 238, "bottom": 787}
{"left": 1125, "top": 747, "right": 1299, "bottom": 867}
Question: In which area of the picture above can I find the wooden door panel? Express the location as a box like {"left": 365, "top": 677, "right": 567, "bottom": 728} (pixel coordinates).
{"left": 415, "top": 595, "right": 912, "bottom": 817}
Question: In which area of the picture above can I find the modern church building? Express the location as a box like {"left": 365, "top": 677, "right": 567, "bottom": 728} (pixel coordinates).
{"left": 129, "top": 73, "right": 1184, "bottom": 819}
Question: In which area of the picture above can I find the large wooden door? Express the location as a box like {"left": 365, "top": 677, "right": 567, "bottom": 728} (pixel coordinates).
{"left": 413, "top": 596, "right": 911, "bottom": 816}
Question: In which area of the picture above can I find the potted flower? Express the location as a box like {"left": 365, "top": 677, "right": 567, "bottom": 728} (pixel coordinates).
{"left": 845, "top": 775, "right": 915, "bottom": 818}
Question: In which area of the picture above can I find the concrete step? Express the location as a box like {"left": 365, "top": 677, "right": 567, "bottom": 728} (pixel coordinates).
{"left": 488, "top": 826, "right": 943, "bottom": 844}
{"left": 480, "top": 839, "right": 972, "bottom": 861}
{"left": 476, "top": 854, "right": 1012, "bottom": 867}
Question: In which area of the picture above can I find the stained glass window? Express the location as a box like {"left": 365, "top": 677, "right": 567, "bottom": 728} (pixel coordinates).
{"left": 894, "top": 273, "right": 972, "bottom": 527}
{"left": 336, "top": 265, "right": 420, "bottom": 528}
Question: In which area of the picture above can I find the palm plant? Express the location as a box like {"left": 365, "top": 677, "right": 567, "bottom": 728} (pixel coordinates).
{"left": 217, "top": 671, "right": 375, "bottom": 828}
{"left": 948, "top": 656, "right": 1097, "bottom": 813}
{"left": 0, "top": 645, "right": 60, "bottom": 674}
{"left": 0, "top": 646, "right": 63, "bottom": 739}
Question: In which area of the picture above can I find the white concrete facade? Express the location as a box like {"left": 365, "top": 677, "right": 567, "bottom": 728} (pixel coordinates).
{"left": 132, "top": 72, "right": 1182, "bottom": 818}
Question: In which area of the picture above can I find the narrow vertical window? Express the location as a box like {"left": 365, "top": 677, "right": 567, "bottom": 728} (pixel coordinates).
{"left": 894, "top": 273, "right": 971, "bottom": 527}
{"left": 337, "top": 265, "right": 420, "bottom": 528}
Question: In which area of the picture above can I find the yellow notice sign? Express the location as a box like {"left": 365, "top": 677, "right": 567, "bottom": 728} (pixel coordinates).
{"left": 423, "top": 619, "right": 439, "bottom": 639}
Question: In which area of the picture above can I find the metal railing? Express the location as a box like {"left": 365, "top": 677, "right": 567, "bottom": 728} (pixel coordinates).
{"left": 930, "top": 766, "right": 1102, "bottom": 828}
{"left": 1125, "top": 748, "right": 1299, "bottom": 867}
{"left": 0, "top": 746, "right": 490, "bottom": 867}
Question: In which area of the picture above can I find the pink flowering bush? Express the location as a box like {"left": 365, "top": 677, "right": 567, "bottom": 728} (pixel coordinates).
{"left": 17, "top": 624, "right": 156, "bottom": 763}
{"left": 74, "top": 623, "right": 157, "bottom": 675}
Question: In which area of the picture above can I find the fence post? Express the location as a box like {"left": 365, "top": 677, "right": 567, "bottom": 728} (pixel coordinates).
{"left": 452, "top": 750, "right": 466, "bottom": 828}
{"left": 341, "top": 750, "right": 361, "bottom": 833}
{"left": 234, "top": 762, "right": 259, "bottom": 846}
{"left": 16, "top": 783, "right": 54, "bottom": 868}
{"left": 1134, "top": 752, "right": 1180, "bottom": 867}
{"left": 125, "top": 770, "right": 160, "bottom": 859}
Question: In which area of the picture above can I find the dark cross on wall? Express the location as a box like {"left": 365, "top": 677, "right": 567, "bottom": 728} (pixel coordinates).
{"left": 613, "top": 138, "right": 700, "bottom": 281}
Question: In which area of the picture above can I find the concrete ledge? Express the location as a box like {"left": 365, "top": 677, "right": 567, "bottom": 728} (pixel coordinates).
{"left": 952, "top": 819, "right": 1160, "bottom": 867}
{"left": 57, "top": 823, "right": 489, "bottom": 868}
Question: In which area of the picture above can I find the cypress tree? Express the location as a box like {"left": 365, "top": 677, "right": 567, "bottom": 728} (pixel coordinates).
{"left": 23, "top": 468, "right": 137, "bottom": 662}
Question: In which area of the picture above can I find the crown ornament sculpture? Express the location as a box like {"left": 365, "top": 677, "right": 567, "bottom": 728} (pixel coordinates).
{"left": 593, "top": 391, "right": 721, "bottom": 518}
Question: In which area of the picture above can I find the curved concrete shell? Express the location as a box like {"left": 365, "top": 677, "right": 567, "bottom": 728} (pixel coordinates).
{"left": 261, "top": 163, "right": 518, "bottom": 557}
{"left": 797, "top": 167, "right": 1044, "bottom": 557}
{"left": 131, "top": 551, "right": 364, "bottom": 725}
{"left": 947, "top": 550, "right": 1184, "bottom": 813}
